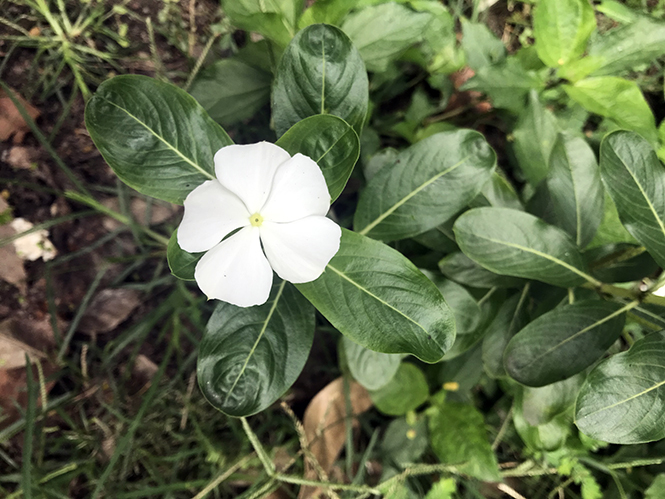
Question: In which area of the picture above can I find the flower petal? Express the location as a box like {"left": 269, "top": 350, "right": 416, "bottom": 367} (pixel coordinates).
{"left": 260, "top": 217, "right": 341, "bottom": 283}
{"left": 178, "top": 180, "right": 250, "bottom": 253}
{"left": 214, "top": 142, "right": 291, "bottom": 213}
{"left": 194, "top": 226, "right": 273, "bottom": 307}
{"left": 261, "top": 153, "right": 331, "bottom": 222}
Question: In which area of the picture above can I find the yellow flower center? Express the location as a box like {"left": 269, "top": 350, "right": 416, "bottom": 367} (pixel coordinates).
{"left": 250, "top": 213, "right": 264, "bottom": 227}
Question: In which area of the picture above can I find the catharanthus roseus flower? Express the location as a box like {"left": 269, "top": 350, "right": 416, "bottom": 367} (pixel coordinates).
{"left": 177, "top": 142, "right": 342, "bottom": 307}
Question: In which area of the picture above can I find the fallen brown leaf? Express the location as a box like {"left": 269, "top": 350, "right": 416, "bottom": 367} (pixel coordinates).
{"left": 78, "top": 288, "right": 142, "bottom": 334}
{"left": 0, "top": 199, "right": 26, "bottom": 293}
{"left": 298, "top": 377, "right": 373, "bottom": 499}
{"left": 101, "top": 197, "right": 179, "bottom": 231}
{"left": 0, "top": 88, "right": 40, "bottom": 144}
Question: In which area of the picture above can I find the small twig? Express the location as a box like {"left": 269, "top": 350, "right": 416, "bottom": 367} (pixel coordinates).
{"left": 497, "top": 483, "right": 527, "bottom": 499}
{"left": 180, "top": 371, "right": 197, "bottom": 430}
{"left": 183, "top": 33, "right": 219, "bottom": 92}
{"left": 191, "top": 454, "right": 254, "bottom": 499}
{"left": 492, "top": 407, "right": 513, "bottom": 451}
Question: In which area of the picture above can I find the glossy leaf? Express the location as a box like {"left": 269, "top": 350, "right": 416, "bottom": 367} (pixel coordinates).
{"left": 504, "top": 300, "right": 627, "bottom": 387}
{"left": 85, "top": 75, "right": 232, "bottom": 204}
{"left": 296, "top": 229, "right": 456, "bottom": 363}
{"left": 547, "top": 133, "right": 604, "bottom": 248}
{"left": 354, "top": 130, "right": 496, "bottom": 241}
{"left": 470, "top": 171, "right": 523, "bottom": 211}
{"left": 533, "top": 0, "right": 596, "bottom": 67}
{"left": 428, "top": 401, "right": 501, "bottom": 482}
{"left": 189, "top": 57, "right": 271, "bottom": 127}
{"left": 439, "top": 252, "right": 525, "bottom": 289}
{"left": 588, "top": 17, "right": 665, "bottom": 76}
{"left": 576, "top": 331, "right": 665, "bottom": 444}
{"left": 512, "top": 91, "right": 558, "bottom": 185}
{"left": 482, "top": 292, "right": 529, "bottom": 378}
{"left": 587, "top": 192, "right": 639, "bottom": 248}
{"left": 272, "top": 24, "right": 368, "bottom": 136}
{"left": 276, "top": 114, "right": 359, "bottom": 201}
{"left": 600, "top": 130, "right": 665, "bottom": 268}
{"left": 586, "top": 244, "right": 658, "bottom": 283}
{"left": 167, "top": 230, "right": 202, "bottom": 281}
{"left": 198, "top": 281, "right": 315, "bottom": 417}
{"left": 342, "top": 336, "right": 401, "bottom": 391}
{"left": 370, "top": 362, "right": 429, "bottom": 415}
{"left": 341, "top": 3, "right": 432, "bottom": 72}
{"left": 453, "top": 207, "right": 593, "bottom": 288}
{"left": 564, "top": 78, "right": 657, "bottom": 144}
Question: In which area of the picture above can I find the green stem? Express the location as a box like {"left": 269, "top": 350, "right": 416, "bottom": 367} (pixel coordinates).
{"left": 274, "top": 474, "right": 380, "bottom": 494}
{"left": 240, "top": 417, "right": 275, "bottom": 475}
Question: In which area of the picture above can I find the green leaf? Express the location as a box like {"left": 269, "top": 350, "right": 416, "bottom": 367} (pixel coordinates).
{"left": 645, "top": 475, "right": 665, "bottom": 499}
{"left": 564, "top": 77, "right": 657, "bottom": 144}
{"left": 439, "top": 252, "right": 525, "bottom": 289}
{"left": 512, "top": 90, "right": 558, "bottom": 185}
{"left": 296, "top": 229, "right": 456, "bottom": 363}
{"left": 425, "top": 478, "right": 456, "bottom": 499}
{"left": 167, "top": 230, "right": 203, "bottom": 281}
{"left": 521, "top": 374, "right": 585, "bottom": 426}
{"left": 370, "top": 362, "right": 429, "bottom": 415}
{"left": 461, "top": 19, "right": 506, "bottom": 71}
{"left": 428, "top": 401, "right": 501, "bottom": 482}
{"left": 275, "top": 114, "right": 360, "bottom": 201}
{"left": 462, "top": 57, "right": 545, "bottom": 114}
{"left": 575, "top": 331, "right": 665, "bottom": 444}
{"left": 298, "top": 0, "right": 355, "bottom": 27}
{"left": 514, "top": 397, "right": 572, "bottom": 452}
{"left": 470, "top": 171, "right": 523, "bottom": 211}
{"left": 533, "top": 0, "right": 596, "bottom": 67}
{"left": 600, "top": 130, "right": 665, "bottom": 268}
{"left": 588, "top": 17, "right": 665, "bottom": 76}
{"left": 341, "top": 3, "right": 432, "bottom": 72}
{"left": 272, "top": 24, "right": 369, "bottom": 136}
{"left": 85, "top": 75, "right": 232, "bottom": 205}
{"left": 453, "top": 207, "right": 594, "bottom": 288}
{"left": 342, "top": 336, "right": 401, "bottom": 390}
{"left": 587, "top": 192, "right": 638, "bottom": 248}
{"left": 189, "top": 57, "right": 271, "bottom": 127}
{"left": 221, "top": 0, "right": 297, "bottom": 47}
{"left": 198, "top": 281, "right": 314, "bottom": 417}
{"left": 438, "top": 343, "right": 484, "bottom": 395}
{"left": 504, "top": 300, "right": 627, "bottom": 387}
{"left": 586, "top": 243, "right": 658, "bottom": 283}
{"left": 410, "top": 1, "right": 463, "bottom": 75}
{"left": 380, "top": 416, "right": 429, "bottom": 466}
{"left": 547, "top": 133, "right": 604, "bottom": 248}
{"left": 354, "top": 130, "right": 496, "bottom": 241}
{"left": 482, "top": 292, "right": 529, "bottom": 378}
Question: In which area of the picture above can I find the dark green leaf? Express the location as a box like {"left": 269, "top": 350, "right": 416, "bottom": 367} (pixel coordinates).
{"left": 189, "top": 57, "right": 271, "bottom": 127}
{"left": 564, "top": 78, "right": 657, "bottom": 144}
{"left": 342, "top": 3, "right": 432, "bottom": 72}
{"left": 482, "top": 292, "right": 529, "bottom": 378}
{"left": 412, "top": 224, "right": 458, "bottom": 253}
{"left": 547, "top": 133, "right": 604, "bottom": 248}
{"left": 504, "top": 300, "right": 627, "bottom": 387}
{"left": 198, "top": 281, "right": 314, "bottom": 417}
{"left": 646, "top": 475, "right": 665, "bottom": 499}
{"left": 533, "top": 0, "right": 596, "bottom": 67}
{"left": 470, "top": 171, "right": 523, "bottom": 211}
{"left": 380, "top": 416, "right": 428, "bottom": 466}
{"left": 276, "top": 114, "right": 359, "bottom": 201}
{"left": 575, "top": 331, "right": 665, "bottom": 444}
{"left": 439, "top": 252, "right": 525, "bottom": 289}
{"left": 453, "top": 207, "right": 594, "bottom": 288}
{"left": 85, "top": 75, "right": 232, "bottom": 204}
{"left": 167, "top": 230, "right": 203, "bottom": 281}
{"left": 342, "top": 336, "right": 401, "bottom": 390}
{"left": 296, "top": 229, "right": 456, "bottom": 363}
{"left": 512, "top": 90, "right": 558, "bottom": 185}
{"left": 600, "top": 130, "right": 665, "bottom": 268}
{"left": 370, "top": 362, "right": 429, "bottom": 415}
{"left": 587, "top": 192, "right": 639, "bottom": 248}
{"left": 354, "top": 130, "right": 496, "bottom": 241}
{"left": 586, "top": 244, "right": 658, "bottom": 283}
{"left": 427, "top": 401, "right": 501, "bottom": 482}
{"left": 273, "top": 24, "right": 369, "bottom": 136}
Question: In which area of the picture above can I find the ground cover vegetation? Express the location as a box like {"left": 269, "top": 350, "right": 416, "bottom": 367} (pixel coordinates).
{"left": 3, "top": 0, "right": 665, "bottom": 498}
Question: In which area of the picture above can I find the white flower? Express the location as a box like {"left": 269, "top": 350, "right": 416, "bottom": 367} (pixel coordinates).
{"left": 177, "top": 142, "right": 342, "bottom": 307}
